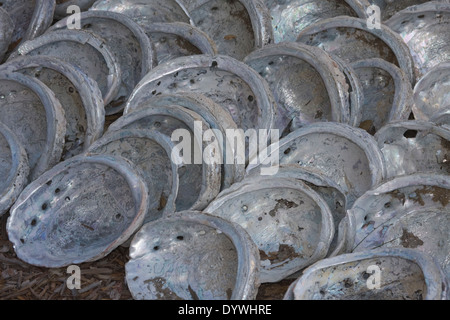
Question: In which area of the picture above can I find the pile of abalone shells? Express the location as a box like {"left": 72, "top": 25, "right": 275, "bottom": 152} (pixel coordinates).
{"left": 0, "top": 0, "right": 448, "bottom": 300}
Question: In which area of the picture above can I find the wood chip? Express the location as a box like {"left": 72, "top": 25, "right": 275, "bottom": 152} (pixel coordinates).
{"left": 78, "top": 281, "right": 102, "bottom": 294}
{"left": 0, "top": 254, "right": 30, "bottom": 268}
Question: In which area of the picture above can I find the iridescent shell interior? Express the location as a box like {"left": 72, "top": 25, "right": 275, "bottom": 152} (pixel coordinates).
{"left": 295, "top": 254, "right": 429, "bottom": 300}
{"left": 126, "top": 217, "right": 239, "bottom": 300}
{"left": 7, "top": 156, "right": 146, "bottom": 268}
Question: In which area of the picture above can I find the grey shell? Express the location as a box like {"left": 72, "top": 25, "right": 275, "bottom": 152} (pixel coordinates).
{"left": 90, "top": 0, "right": 192, "bottom": 25}
{"left": 1, "top": 0, "right": 55, "bottom": 47}
{"left": 125, "top": 92, "right": 244, "bottom": 190}
{"left": 126, "top": 54, "right": 277, "bottom": 132}
{"left": 264, "top": 0, "right": 370, "bottom": 43}
{"left": 205, "top": 176, "right": 335, "bottom": 283}
{"left": 87, "top": 129, "right": 181, "bottom": 224}
{"left": 347, "top": 174, "right": 450, "bottom": 277}
{"left": 107, "top": 104, "right": 222, "bottom": 212}
{"left": 327, "top": 54, "right": 365, "bottom": 127}
{"left": 7, "top": 154, "right": 149, "bottom": 268}
{"left": 143, "top": 22, "right": 217, "bottom": 65}
{"left": 348, "top": 174, "right": 450, "bottom": 244}
{"left": 54, "top": 0, "right": 97, "bottom": 19}
{"left": 246, "top": 164, "right": 348, "bottom": 257}
{"left": 432, "top": 110, "right": 450, "bottom": 127}
{"left": 125, "top": 211, "right": 261, "bottom": 300}
{"left": 366, "top": 0, "right": 448, "bottom": 21}
{"left": 413, "top": 61, "right": 450, "bottom": 121}
{"left": 0, "top": 8, "right": 14, "bottom": 62}
{"left": 0, "top": 122, "right": 30, "bottom": 217}
{"left": 287, "top": 248, "right": 448, "bottom": 300}
{"left": 48, "top": 10, "right": 156, "bottom": 115}
{"left": 179, "top": 0, "right": 273, "bottom": 60}
{"left": 353, "top": 207, "right": 450, "bottom": 278}
{"left": 375, "top": 120, "right": 450, "bottom": 178}
{"left": 296, "top": 16, "right": 416, "bottom": 85}
{"left": 12, "top": 29, "right": 122, "bottom": 106}
{"left": 252, "top": 122, "right": 387, "bottom": 207}
{"left": 351, "top": 58, "right": 413, "bottom": 134}
{"left": 385, "top": 2, "right": 450, "bottom": 82}
{"left": 0, "top": 55, "right": 105, "bottom": 159}
{"left": 0, "top": 71, "right": 66, "bottom": 180}
{"left": 244, "top": 42, "right": 353, "bottom": 133}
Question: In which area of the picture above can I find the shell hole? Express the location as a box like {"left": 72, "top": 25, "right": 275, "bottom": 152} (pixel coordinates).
{"left": 403, "top": 130, "right": 418, "bottom": 139}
